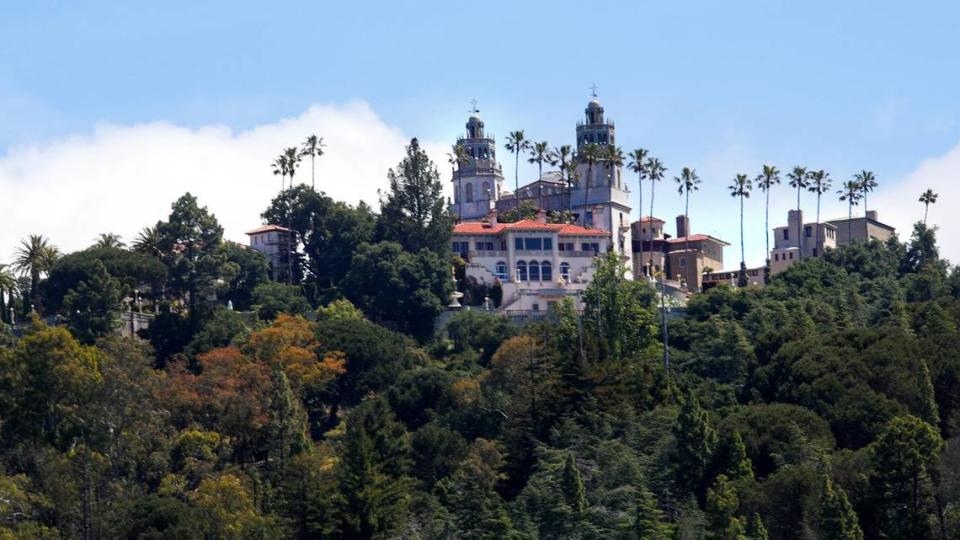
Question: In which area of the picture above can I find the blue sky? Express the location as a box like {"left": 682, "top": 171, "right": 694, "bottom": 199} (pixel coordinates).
{"left": 3, "top": 1, "right": 959, "bottom": 266}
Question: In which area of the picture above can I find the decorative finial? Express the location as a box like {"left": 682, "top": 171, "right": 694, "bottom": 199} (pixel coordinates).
{"left": 589, "top": 83, "right": 598, "bottom": 98}
{"left": 469, "top": 98, "right": 479, "bottom": 114}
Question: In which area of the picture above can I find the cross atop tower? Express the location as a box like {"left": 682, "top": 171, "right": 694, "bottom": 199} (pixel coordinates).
{"left": 469, "top": 98, "right": 479, "bottom": 114}
{"left": 589, "top": 83, "right": 598, "bottom": 98}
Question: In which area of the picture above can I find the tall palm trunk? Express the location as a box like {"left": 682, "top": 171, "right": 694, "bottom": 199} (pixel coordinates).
{"left": 684, "top": 190, "right": 691, "bottom": 288}
{"left": 514, "top": 151, "right": 520, "bottom": 197}
{"left": 310, "top": 155, "right": 315, "bottom": 189}
{"left": 848, "top": 202, "right": 853, "bottom": 241}
{"left": 537, "top": 162, "right": 543, "bottom": 210}
{"left": 924, "top": 203, "right": 930, "bottom": 225}
{"left": 815, "top": 193, "right": 822, "bottom": 257}
{"left": 649, "top": 181, "right": 656, "bottom": 275}
{"left": 637, "top": 172, "right": 644, "bottom": 276}
{"left": 764, "top": 188, "right": 771, "bottom": 267}
{"left": 0, "top": 288, "right": 6, "bottom": 324}
{"left": 739, "top": 195, "right": 745, "bottom": 269}
{"left": 583, "top": 164, "right": 593, "bottom": 224}
{"left": 796, "top": 185, "right": 804, "bottom": 260}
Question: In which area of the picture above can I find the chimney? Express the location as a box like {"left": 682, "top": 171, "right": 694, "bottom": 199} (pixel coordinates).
{"left": 787, "top": 209, "right": 803, "bottom": 235}
{"left": 485, "top": 208, "right": 498, "bottom": 227}
{"left": 676, "top": 215, "right": 690, "bottom": 239}
{"left": 535, "top": 208, "right": 547, "bottom": 224}
{"left": 866, "top": 210, "right": 877, "bottom": 221}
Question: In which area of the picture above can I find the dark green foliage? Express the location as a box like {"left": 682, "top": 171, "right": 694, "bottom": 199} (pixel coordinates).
{"left": 184, "top": 306, "right": 249, "bottom": 356}
{"left": 217, "top": 241, "right": 269, "bottom": 311}
{"left": 63, "top": 259, "right": 124, "bottom": 344}
{"left": 443, "top": 309, "right": 515, "bottom": 363}
{"left": 376, "top": 138, "right": 452, "bottom": 255}
{"left": 42, "top": 246, "right": 166, "bottom": 311}
{"left": 342, "top": 241, "right": 451, "bottom": 340}
{"left": 819, "top": 477, "right": 863, "bottom": 540}
{"left": 251, "top": 281, "right": 311, "bottom": 320}
{"left": 632, "top": 483, "right": 668, "bottom": 539}
{"left": 674, "top": 389, "right": 718, "bottom": 496}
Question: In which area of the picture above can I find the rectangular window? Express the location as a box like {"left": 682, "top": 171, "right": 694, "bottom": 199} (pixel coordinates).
{"left": 774, "top": 253, "right": 779, "bottom": 261}
{"left": 805, "top": 226, "right": 812, "bottom": 238}
{"left": 475, "top": 241, "right": 484, "bottom": 251}
{"left": 585, "top": 211, "right": 593, "bottom": 227}
{"left": 782, "top": 229, "right": 789, "bottom": 240}
{"left": 543, "top": 238, "right": 552, "bottom": 250}
{"left": 558, "top": 242, "right": 566, "bottom": 251}
{"left": 789, "top": 252, "right": 794, "bottom": 260}
{"left": 679, "top": 256, "right": 686, "bottom": 267}
{"left": 514, "top": 238, "right": 523, "bottom": 250}
{"left": 524, "top": 238, "right": 542, "bottom": 250}
{"left": 813, "top": 248, "right": 818, "bottom": 257}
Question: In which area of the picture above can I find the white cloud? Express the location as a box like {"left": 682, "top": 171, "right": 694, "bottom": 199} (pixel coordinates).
{"left": 0, "top": 101, "right": 449, "bottom": 263}
{"left": 873, "top": 140, "right": 960, "bottom": 264}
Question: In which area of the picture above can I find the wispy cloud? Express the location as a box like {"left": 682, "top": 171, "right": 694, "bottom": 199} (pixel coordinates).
{"left": 0, "top": 101, "right": 448, "bottom": 262}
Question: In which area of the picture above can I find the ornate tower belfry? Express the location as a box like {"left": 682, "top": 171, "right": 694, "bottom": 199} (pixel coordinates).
{"left": 450, "top": 101, "right": 504, "bottom": 220}
{"left": 576, "top": 86, "right": 615, "bottom": 148}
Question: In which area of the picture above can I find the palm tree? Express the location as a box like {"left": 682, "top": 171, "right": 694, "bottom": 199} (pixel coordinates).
{"left": 838, "top": 180, "right": 863, "bottom": 242}
{"left": 728, "top": 174, "right": 752, "bottom": 286}
{"left": 446, "top": 143, "right": 470, "bottom": 221}
{"left": 281, "top": 148, "right": 301, "bottom": 283}
{"left": 674, "top": 167, "right": 701, "bottom": 288}
{"left": 645, "top": 158, "right": 667, "bottom": 276}
{"left": 628, "top": 148, "right": 649, "bottom": 272}
{"left": 854, "top": 170, "right": 877, "bottom": 215}
{"left": 550, "top": 145, "right": 575, "bottom": 215}
{"left": 528, "top": 141, "right": 551, "bottom": 208}
{"left": 133, "top": 225, "right": 164, "bottom": 257}
{"left": 579, "top": 143, "right": 603, "bottom": 224}
{"left": 787, "top": 166, "right": 809, "bottom": 260}
{"left": 755, "top": 165, "right": 780, "bottom": 273}
{"left": 0, "top": 263, "right": 15, "bottom": 324}
{"left": 272, "top": 155, "right": 288, "bottom": 193}
{"left": 14, "top": 234, "right": 58, "bottom": 313}
{"left": 505, "top": 131, "right": 531, "bottom": 197}
{"left": 94, "top": 233, "right": 125, "bottom": 249}
{"left": 919, "top": 189, "right": 938, "bottom": 224}
{"left": 299, "top": 135, "right": 326, "bottom": 189}
{"left": 283, "top": 147, "right": 301, "bottom": 189}
{"left": 806, "top": 170, "right": 832, "bottom": 257}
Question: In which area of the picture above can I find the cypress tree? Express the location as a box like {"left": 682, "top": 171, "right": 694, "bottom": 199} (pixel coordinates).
{"left": 820, "top": 477, "right": 863, "bottom": 540}
{"left": 633, "top": 483, "right": 667, "bottom": 540}
{"left": 675, "top": 389, "right": 718, "bottom": 494}
{"left": 746, "top": 512, "right": 768, "bottom": 540}
{"left": 560, "top": 451, "right": 587, "bottom": 515}
{"left": 916, "top": 357, "right": 940, "bottom": 428}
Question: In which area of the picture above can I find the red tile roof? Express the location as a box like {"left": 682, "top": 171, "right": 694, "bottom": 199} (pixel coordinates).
{"left": 453, "top": 219, "right": 609, "bottom": 236}
{"left": 246, "top": 224, "right": 292, "bottom": 235}
{"left": 665, "top": 234, "right": 730, "bottom": 246}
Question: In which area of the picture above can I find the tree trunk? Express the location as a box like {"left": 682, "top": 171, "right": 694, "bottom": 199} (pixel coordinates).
{"left": 583, "top": 164, "right": 592, "bottom": 225}
{"left": 514, "top": 152, "right": 520, "bottom": 195}
{"left": 649, "top": 180, "right": 656, "bottom": 275}
{"left": 638, "top": 172, "right": 644, "bottom": 276}
{"left": 815, "top": 194, "right": 821, "bottom": 257}
{"left": 764, "top": 188, "right": 770, "bottom": 267}
{"left": 924, "top": 204, "right": 929, "bottom": 225}
{"left": 311, "top": 155, "right": 315, "bottom": 189}
{"left": 684, "top": 191, "right": 691, "bottom": 288}
{"left": 796, "top": 185, "right": 803, "bottom": 261}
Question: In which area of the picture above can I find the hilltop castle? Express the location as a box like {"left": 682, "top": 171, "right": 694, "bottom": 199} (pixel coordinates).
{"left": 449, "top": 97, "right": 725, "bottom": 311}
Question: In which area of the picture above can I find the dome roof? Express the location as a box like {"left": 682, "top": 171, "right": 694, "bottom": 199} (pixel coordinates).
{"left": 468, "top": 114, "right": 482, "bottom": 123}
{"left": 587, "top": 98, "right": 602, "bottom": 109}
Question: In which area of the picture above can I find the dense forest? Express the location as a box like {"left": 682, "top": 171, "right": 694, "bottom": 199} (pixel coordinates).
{"left": 1, "top": 139, "right": 960, "bottom": 539}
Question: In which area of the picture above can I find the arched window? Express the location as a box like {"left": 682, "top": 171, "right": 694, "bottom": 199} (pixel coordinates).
{"left": 560, "top": 262, "right": 570, "bottom": 280}
{"left": 465, "top": 183, "right": 474, "bottom": 202}
{"left": 517, "top": 261, "right": 527, "bottom": 281}
{"left": 541, "top": 261, "right": 552, "bottom": 281}
{"left": 495, "top": 261, "right": 507, "bottom": 281}
{"left": 528, "top": 261, "right": 540, "bottom": 281}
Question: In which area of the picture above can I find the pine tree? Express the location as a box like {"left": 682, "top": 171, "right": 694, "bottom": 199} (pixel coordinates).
{"left": 746, "top": 513, "right": 768, "bottom": 540}
{"left": 266, "top": 367, "right": 309, "bottom": 470}
{"left": 870, "top": 415, "right": 943, "bottom": 540}
{"left": 560, "top": 451, "right": 587, "bottom": 515}
{"left": 724, "top": 516, "right": 748, "bottom": 540}
{"left": 706, "top": 474, "right": 739, "bottom": 537}
{"left": 819, "top": 477, "right": 863, "bottom": 540}
{"left": 916, "top": 357, "right": 940, "bottom": 428}
{"left": 376, "top": 138, "right": 452, "bottom": 255}
{"left": 632, "top": 483, "right": 667, "bottom": 540}
{"left": 338, "top": 399, "right": 413, "bottom": 538}
{"left": 63, "top": 260, "right": 123, "bottom": 344}
{"left": 675, "top": 389, "right": 718, "bottom": 494}
{"left": 717, "top": 431, "right": 754, "bottom": 482}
